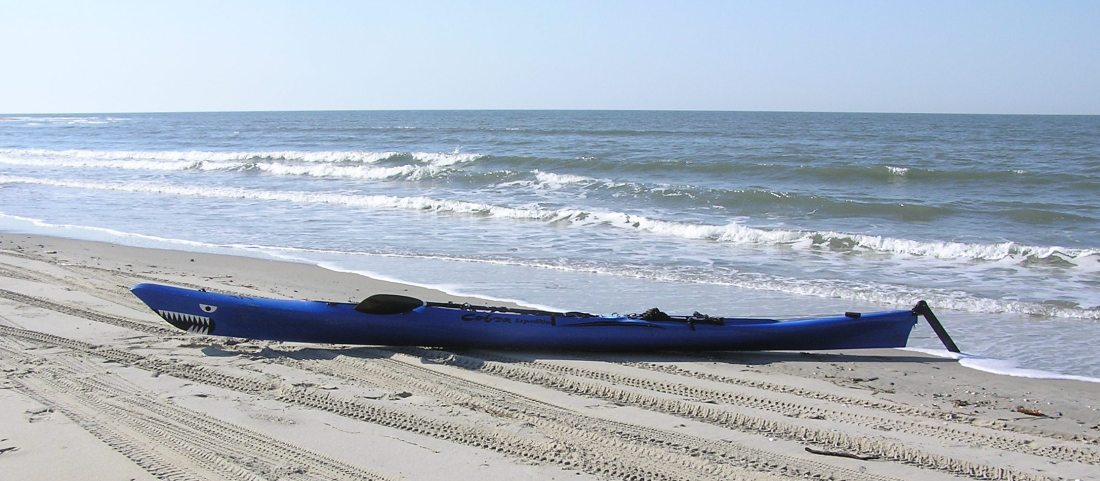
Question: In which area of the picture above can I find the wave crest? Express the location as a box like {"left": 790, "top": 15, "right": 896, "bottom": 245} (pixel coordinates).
{"left": 4, "top": 174, "right": 1095, "bottom": 267}
{"left": 0, "top": 148, "right": 482, "bottom": 181}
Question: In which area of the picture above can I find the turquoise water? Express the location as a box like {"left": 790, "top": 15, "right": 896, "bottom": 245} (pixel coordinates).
{"left": 2, "top": 111, "right": 1098, "bottom": 376}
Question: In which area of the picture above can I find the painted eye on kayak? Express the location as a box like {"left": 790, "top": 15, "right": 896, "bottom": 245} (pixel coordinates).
{"left": 199, "top": 304, "right": 218, "bottom": 313}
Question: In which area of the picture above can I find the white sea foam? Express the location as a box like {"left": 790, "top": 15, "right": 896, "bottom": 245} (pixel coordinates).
{"left": 0, "top": 148, "right": 482, "bottom": 180}
{"left": 0, "top": 148, "right": 482, "bottom": 166}
{"left": 2, "top": 205, "right": 1096, "bottom": 321}
{"left": 0, "top": 175, "right": 556, "bottom": 220}
{"left": 710, "top": 274, "right": 1100, "bottom": 320}
{"left": 525, "top": 171, "right": 633, "bottom": 190}
{"left": 532, "top": 170, "right": 598, "bottom": 188}
{"left": 0, "top": 212, "right": 556, "bottom": 310}
{"left": 0, "top": 156, "right": 449, "bottom": 180}
{"left": 814, "top": 232, "right": 1092, "bottom": 262}
{"left": 0, "top": 156, "right": 197, "bottom": 171}
{"left": 0, "top": 148, "right": 404, "bottom": 164}
{"left": 7, "top": 209, "right": 1097, "bottom": 377}
{"left": 4, "top": 174, "right": 1097, "bottom": 270}
{"left": 0, "top": 212, "right": 217, "bottom": 249}
{"left": 248, "top": 163, "right": 438, "bottom": 180}
{"left": 902, "top": 348, "right": 1100, "bottom": 383}
{"left": 0, "top": 116, "right": 128, "bottom": 125}
{"left": 302, "top": 259, "right": 556, "bottom": 310}
{"left": 411, "top": 151, "right": 482, "bottom": 166}
{"left": 498, "top": 170, "right": 601, "bottom": 190}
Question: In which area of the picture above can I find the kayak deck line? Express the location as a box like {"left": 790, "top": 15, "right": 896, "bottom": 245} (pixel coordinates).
{"left": 359, "top": 294, "right": 738, "bottom": 329}
{"left": 360, "top": 293, "right": 961, "bottom": 351}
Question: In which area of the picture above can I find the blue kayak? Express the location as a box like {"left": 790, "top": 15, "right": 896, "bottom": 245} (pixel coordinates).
{"left": 130, "top": 283, "right": 957, "bottom": 352}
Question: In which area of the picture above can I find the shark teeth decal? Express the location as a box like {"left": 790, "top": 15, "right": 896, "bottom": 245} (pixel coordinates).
{"left": 157, "top": 309, "right": 215, "bottom": 335}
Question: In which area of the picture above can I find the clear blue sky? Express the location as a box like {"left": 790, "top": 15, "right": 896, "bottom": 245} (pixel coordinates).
{"left": 2, "top": 0, "right": 1098, "bottom": 114}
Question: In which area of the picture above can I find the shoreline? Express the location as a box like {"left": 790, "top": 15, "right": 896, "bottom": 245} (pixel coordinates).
{"left": 8, "top": 224, "right": 1098, "bottom": 381}
{"left": 0, "top": 231, "right": 522, "bottom": 307}
{"left": 2, "top": 232, "right": 1099, "bottom": 480}
{"left": 5, "top": 213, "right": 1100, "bottom": 381}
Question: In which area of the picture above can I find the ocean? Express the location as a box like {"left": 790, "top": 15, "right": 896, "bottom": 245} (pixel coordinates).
{"left": 2, "top": 110, "right": 1098, "bottom": 378}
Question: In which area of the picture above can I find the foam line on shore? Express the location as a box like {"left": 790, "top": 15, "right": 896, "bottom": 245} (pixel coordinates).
{"left": 902, "top": 348, "right": 1100, "bottom": 383}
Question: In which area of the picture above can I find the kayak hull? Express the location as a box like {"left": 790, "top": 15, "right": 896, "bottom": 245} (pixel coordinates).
{"left": 131, "top": 283, "right": 918, "bottom": 351}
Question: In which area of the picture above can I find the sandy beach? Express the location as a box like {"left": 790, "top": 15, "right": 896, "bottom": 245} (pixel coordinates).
{"left": 1, "top": 232, "right": 1097, "bottom": 481}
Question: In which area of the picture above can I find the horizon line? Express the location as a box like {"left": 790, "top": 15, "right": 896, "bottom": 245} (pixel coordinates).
{"left": 3, "top": 108, "right": 1098, "bottom": 117}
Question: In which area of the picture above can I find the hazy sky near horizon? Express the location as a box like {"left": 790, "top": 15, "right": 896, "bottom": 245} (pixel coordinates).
{"left": 2, "top": 0, "right": 1098, "bottom": 115}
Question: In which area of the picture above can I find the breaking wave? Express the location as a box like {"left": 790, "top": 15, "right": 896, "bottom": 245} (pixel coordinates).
{"left": 4, "top": 175, "right": 1095, "bottom": 268}
{"left": 0, "top": 116, "right": 129, "bottom": 125}
{"left": 0, "top": 148, "right": 482, "bottom": 181}
{"left": 4, "top": 208, "right": 1096, "bottom": 321}
{"left": 0, "top": 148, "right": 480, "bottom": 167}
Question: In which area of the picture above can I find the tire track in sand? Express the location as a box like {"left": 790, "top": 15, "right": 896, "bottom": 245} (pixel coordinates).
{"left": 462, "top": 350, "right": 1099, "bottom": 464}
{"left": 381, "top": 346, "right": 1079, "bottom": 481}
{"left": 0, "top": 339, "right": 394, "bottom": 481}
{"left": 259, "top": 345, "right": 890, "bottom": 481}
{"left": 0, "top": 288, "right": 174, "bottom": 335}
{"left": 0, "top": 324, "right": 778, "bottom": 481}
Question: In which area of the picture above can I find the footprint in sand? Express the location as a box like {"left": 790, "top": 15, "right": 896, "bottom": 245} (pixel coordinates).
{"left": 25, "top": 407, "right": 53, "bottom": 423}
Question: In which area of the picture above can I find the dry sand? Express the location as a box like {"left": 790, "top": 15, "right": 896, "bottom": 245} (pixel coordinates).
{"left": 1, "top": 232, "right": 1097, "bottom": 481}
